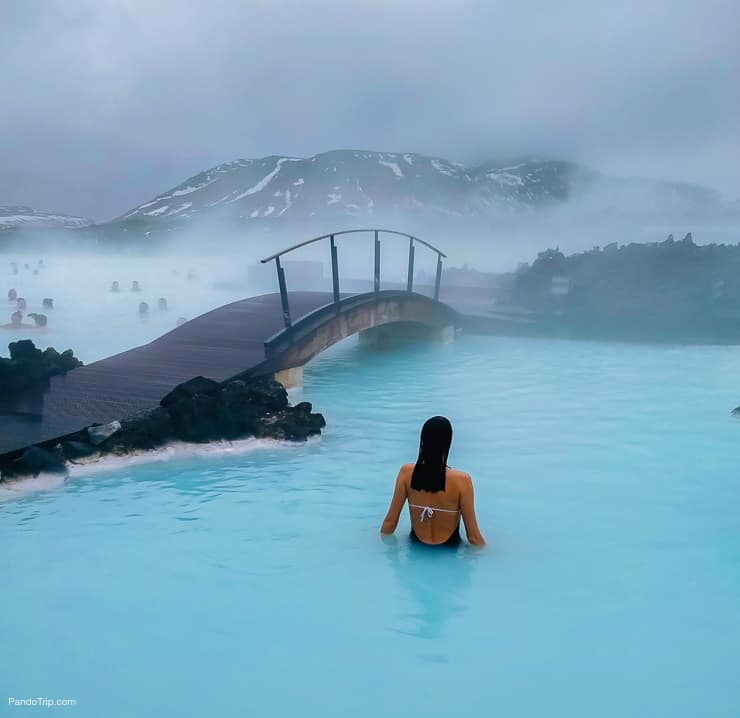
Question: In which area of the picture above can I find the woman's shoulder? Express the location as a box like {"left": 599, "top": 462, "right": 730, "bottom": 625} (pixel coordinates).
{"left": 446, "top": 467, "right": 472, "bottom": 484}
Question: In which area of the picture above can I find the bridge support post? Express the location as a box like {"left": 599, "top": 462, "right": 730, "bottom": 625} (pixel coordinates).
{"left": 274, "top": 366, "right": 303, "bottom": 389}
{"left": 374, "top": 231, "right": 380, "bottom": 293}
{"left": 330, "top": 235, "right": 340, "bottom": 305}
{"left": 275, "top": 257, "right": 291, "bottom": 328}
{"left": 438, "top": 325, "right": 455, "bottom": 343}
{"left": 407, "top": 239, "right": 415, "bottom": 292}
{"left": 434, "top": 256, "right": 443, "bottom": 301}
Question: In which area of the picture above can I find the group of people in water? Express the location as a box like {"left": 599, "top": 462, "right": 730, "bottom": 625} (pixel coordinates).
{"left": 9, "top": 259, "right": 44, "bottom": 277}
{"left": 110, "top": 280, "right": 145, "bottom": 293}
{"left": 136, "top": 297, "right": 168, "bottom": 316}
{"left": 3, "top": 286, "right": 52, "bottom": 330}
{"left": 109, "top": 279, "right": 185, "bottom": 323}
{"left": 5, "top": 260, "right": 189, "bottom": 330}
{"left": 4, "top": 259, "right": 53, "bottom": 330}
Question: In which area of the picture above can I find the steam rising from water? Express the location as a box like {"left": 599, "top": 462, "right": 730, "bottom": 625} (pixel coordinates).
{"left": 2, "top": 201, "right": 739, "bottom": 366}
{"left": 1, "top": 251, "right": 266, "bottom": 362}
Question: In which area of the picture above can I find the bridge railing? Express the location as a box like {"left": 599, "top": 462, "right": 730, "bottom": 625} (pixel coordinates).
{"left": 260, "top": 229, "right": 447, "bottom": 329}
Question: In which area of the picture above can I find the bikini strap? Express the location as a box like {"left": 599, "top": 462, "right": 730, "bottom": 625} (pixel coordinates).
{"left": 409, "top": 504, "right": 460, "bottom": 522}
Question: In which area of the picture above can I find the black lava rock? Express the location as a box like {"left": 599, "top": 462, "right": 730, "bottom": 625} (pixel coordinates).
{"left": 2, "top": 373, "right": 326, "bottom": 478}
{"left": 217, "top": 380, "right": 264, "bottom": 439}
{"left": 9, "top": 340, "right": 41, "bottom": 362}
{"left": 168, "top": 392, "right": 222, "bottom": 443}
{"left": 216, "top": 378, "right": 289, "bottom": 438}
{"left": 156, "top": 375, "right": 320, "bottom": 445}
{"left": 160, "top": 376, "right": 221, "bottom": 408}
{"left": 254, "top": 408, "right": 326, "bottom": 441}
{"left": 3, "top": 446, "right": 67, "bottom": 478}
{"left": 59, "top": 441, "right": 101, "bottom": 464}
{"left": 0, "top": 340, "right": 82, "bottom": 396}
{"left": 239, "top": 377, "right": 289, "bottom": 412}
{"left": 99, "top": 407, "right": 174, "bottom": 454}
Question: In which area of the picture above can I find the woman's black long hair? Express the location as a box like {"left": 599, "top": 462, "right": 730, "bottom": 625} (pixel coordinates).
{"left": 410, "top": 416, "right": 453, "bottom": 493}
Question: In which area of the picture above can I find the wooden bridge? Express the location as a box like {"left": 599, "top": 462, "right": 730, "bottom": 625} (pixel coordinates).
{"left": 0, "top": 229, "right": 460, "bottom": 458}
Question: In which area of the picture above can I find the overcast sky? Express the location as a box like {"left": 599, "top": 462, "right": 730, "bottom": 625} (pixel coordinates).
{"left": 2, "top": 0, "right": 738, "bottom": 221}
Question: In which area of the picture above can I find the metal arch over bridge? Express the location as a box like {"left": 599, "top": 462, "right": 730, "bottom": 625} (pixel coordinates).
{"left": 0, "top": 229, "right": 458, "bottom": 458}
{"left": 260, "top": 228, "right": 447, "bottom": 329}
{"left": 258, "top": 290, "right": 458, "bottom": 387}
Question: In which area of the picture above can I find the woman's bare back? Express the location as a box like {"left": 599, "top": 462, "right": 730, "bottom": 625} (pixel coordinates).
{"left": 381, "top": 463, "right": 485, "bottom": 546}
{"left": 405, "top": 464, "right": 464, "bottom": 544}
{"left": 379, "top": 416, "right": 485, "bottom": 546}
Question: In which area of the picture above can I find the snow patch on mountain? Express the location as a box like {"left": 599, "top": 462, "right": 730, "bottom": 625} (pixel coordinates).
{"left": 487, "top": 170, "right": 525, "bottom": 187}
{"left": 0, "top": 205, "right": 92, "bottom": 229}
{"left": 379, "top": 160, "right": 404, "bottom": 178}
{"left": 145, "top": 206, "right": 169, "bottom": 216}
{"left": 167, "top": 202, "right": 193, "bottom": 216}
{"left": 432, "top": 160, "right": 458, "bottom": 177}
{"left": 278, "top": 190, "right": 293, "bottom": 216}
{"left": 171, "top": 180, "right": 216, "bottom": 197}
{"left": 228, "top": 157, "right": 300, "bottom": 203}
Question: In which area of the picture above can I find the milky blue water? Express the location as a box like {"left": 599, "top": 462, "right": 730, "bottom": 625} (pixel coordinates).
{"left": 2, "top": 330, "right": 740, "bottom": 717}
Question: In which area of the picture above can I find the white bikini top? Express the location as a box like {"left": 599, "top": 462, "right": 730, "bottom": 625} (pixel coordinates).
{"left": 408, "top": 504, "right": 460, "bottom": 522}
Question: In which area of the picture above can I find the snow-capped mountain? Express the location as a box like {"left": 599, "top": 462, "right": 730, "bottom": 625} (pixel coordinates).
{"left": 0, "top": 205, "right": 92, "bottom": 229}
{"left": 114, "top": 152, "right": 593, "bottom": 225}
{"left": 114, "top": 150, "right": 731, "bottom": 227}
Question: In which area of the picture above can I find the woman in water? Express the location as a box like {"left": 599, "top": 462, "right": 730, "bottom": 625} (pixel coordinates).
{"left": 380, "top": 416, "right": 485, "bottom": 547}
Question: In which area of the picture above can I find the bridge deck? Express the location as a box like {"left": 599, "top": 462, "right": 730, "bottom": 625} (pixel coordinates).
{"left": 0, "top": 292, "right": 336, "bottom": 457}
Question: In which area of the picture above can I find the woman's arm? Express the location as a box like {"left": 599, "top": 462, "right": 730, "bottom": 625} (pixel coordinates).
{"left": 460, "top": 473, "right": 486, "bottom": 546}
{"left": 380, "top": 466, "right": 409, "bottom": 535}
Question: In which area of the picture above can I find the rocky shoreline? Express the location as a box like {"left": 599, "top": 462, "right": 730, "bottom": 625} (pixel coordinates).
{"left": 0, "top": 374, "right": 326, "bottom": 482}
{"left": 0, "top": 339, "right": 82, "bottom": 394}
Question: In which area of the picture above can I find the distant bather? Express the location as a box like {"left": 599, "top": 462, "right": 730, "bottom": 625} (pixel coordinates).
{"left": 8, "top": 288, "right": 17, "bottom": 302}
{"left": 2, "top": 311, "right": 24, "bottom": 329}
{"left": 138, "top": 301, "right": 149, "bottom": 315}
{"left": 28, "top": 313, "right": 48, "bottom": 328}
{"left": 176, "top": 316, "right": 187, "bottom": 326}
{"left": 42, "top": 298, "right": 53, "bottom": 309}
{"left": 132, "top": 281, "right": 141, "bottom": 292}
{"left": 111, "top": 281, "right": 120, "bottom": 292}
{"left": 158, "top": 297, "right": 168, "bottom": 310}
{"left": 16, "top": 297, "right": 27, "bottom": 311}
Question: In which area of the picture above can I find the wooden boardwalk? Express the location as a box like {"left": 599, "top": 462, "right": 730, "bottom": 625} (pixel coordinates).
{"left": 0, "top": 281, "right": 514, "bottom": 459}
{"left": 0, "top": 292, "right": 336, "bottom": 457}
{"left": 1, "top": 228, "right": 513, "bottom": 460}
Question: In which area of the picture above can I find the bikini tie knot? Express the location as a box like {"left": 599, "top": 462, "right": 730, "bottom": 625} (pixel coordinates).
{"left": 419, "top": 506, "right": 434, "bottom": 521}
